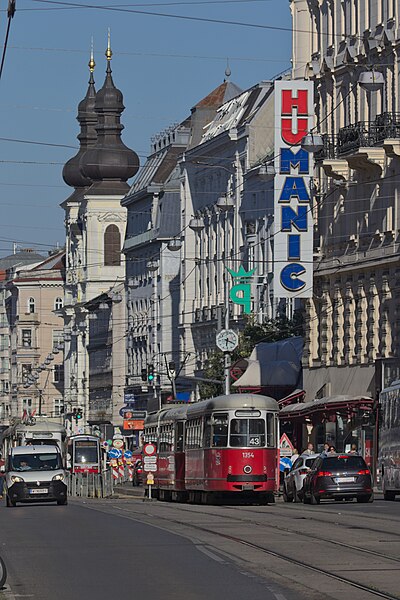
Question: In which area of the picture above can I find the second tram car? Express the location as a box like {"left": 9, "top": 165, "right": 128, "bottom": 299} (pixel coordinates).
{"left": 67, "top": 435, "right": 102, "bottom": 474}
{"left": 379, "top": 380, "right": 400, "bottom": 500}
{"left": 144, "top": 393, "right": 279, "bottom": 503}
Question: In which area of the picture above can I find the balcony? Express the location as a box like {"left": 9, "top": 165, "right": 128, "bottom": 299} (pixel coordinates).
{"left": 318, "top": 113, "right": 400, "bottom": 161}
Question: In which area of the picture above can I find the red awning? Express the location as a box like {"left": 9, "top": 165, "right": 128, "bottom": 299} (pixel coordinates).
{"left": 279, "top": 394, "right": 374, "bottom": 420}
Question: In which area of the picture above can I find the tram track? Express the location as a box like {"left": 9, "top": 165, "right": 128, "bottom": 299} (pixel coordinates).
{"left": 85, "top": 498, "right": 400, "bottom": 600}
{"left": 118, "top": 502, "right": 400, "bottom": 600}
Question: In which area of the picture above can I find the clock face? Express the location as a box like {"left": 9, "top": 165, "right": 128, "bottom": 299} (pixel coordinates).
{"left": 216, "top": 329, "right": 239, "bottom": 352}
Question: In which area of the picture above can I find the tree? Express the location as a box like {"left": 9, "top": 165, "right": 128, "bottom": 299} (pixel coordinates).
{"left": 199, "top": 310, "right": 304, "bottom": 399}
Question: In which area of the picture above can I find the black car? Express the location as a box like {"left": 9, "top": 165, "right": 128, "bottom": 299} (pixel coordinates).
{"left": 302, "top": 453, "right": 373, "bottom": 504}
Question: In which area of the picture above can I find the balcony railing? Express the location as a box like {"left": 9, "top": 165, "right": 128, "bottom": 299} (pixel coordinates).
{"left": 317, "top": 112, "right": 400, "bottom": 160}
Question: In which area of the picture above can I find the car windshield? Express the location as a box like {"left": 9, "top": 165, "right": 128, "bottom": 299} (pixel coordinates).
{"left": 11, "top": 453, "right": 62, "bottom": 471}
{"left": 322, "top": 456, "right": 367, "bottom": 470}
{"left": 305, "top": 458, "right": 316, "bottom": 468}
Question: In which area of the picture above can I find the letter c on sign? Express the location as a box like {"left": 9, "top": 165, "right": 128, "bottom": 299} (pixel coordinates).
{"left": 280, "top": 263, "right": 306, "bottom": 291}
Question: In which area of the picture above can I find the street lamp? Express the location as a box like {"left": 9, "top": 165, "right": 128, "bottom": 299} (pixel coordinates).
{"left": 167, "top": 238, "right": 182, "bottom": 251}
{"left": 147, "top": 259, "right": 159, "bottom": 272}
{"left": 188, "top": 217, "right": 205, "bottom": 232}
{"left": 358, "top": 70, "right": 384, "bottom": 92}
{"left": 216, "top": 196, "right": 235, "bottom": 395}
{"left": 301, "top": 133, "right": 324, "bottom": 153}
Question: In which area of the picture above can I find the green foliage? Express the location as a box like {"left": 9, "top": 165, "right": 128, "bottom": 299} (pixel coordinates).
{"left": 199, "top": 310, "right": 304, "bottom": 399}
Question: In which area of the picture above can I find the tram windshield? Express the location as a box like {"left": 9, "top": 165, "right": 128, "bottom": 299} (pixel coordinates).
{"left": 230, "top": 419, "right": 265, "bottom": 447}
{"left": 74, "top": 441, "right": 99, "bottom": 464}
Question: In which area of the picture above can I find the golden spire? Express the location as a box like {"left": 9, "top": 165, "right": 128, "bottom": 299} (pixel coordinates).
{"left": 105, "top": 28, "right": 112, "bottom": 61}
{"left": 88, "top": 37, "right": 95, "bottom": 72}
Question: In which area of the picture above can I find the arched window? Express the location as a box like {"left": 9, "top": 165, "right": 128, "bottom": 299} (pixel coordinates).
{"left": 28, "top": 298, "right": 35, "bottom": 313}
{"left": 54, "top": 297, "right": 63, "bottom": 311}
{"left": 104, "top": 224, "right": 121, "bottom": 266}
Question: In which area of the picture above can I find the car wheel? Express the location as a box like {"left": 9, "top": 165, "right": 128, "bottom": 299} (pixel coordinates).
{"left": 6, "top": 495, "right": 16, "bottom": 508}
{"left": 0, "top": 554, "right": 7, "bottom": 589}
{"left": 384, "top": 490, "right": 396, "bottom": 501}
{"left": 57, "top": 499, "right": 68, "bottom": 506}
{"left": 294, "top": 489, "right": 301, "bottom": 503}
{"left": 357, "top": 495, "right": 372, "bottom": 503}
{"left": 303, "top": 492, "right": 311, "bottom": 504}
{"left": 310, "top": 493, "right": 320, "bottom": 505}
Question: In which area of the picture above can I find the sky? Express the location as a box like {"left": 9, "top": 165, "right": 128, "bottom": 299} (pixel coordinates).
{"left": 0, "top": 0, "right": 292, "bottom": 257}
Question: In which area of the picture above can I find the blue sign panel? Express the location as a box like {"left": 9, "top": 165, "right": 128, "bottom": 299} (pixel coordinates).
{"left": 108, "top": 448, "right": 122, "bottom": 459}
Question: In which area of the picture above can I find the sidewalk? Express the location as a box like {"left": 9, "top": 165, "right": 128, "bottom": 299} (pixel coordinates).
{"left": 113, "top": 482, "right": 146, "bottom": 499}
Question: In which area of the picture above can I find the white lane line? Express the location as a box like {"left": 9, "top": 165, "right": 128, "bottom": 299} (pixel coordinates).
{"left": 195, "top": 544, "right": 226, "bottom": 563}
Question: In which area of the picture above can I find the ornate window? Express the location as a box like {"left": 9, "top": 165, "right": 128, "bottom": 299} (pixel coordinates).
{"left": 104, "top": 224, "right": 121, "bottom": 266}
{"left": 28, "top": 297, "right": 35, "bottom": 313}
{"left": 54, "top": 297, "right": 63, "bottom": 311}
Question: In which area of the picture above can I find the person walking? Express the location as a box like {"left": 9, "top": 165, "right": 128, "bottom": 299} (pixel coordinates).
{"left": 303, "top": 442, "right": 314, "bottom": 455}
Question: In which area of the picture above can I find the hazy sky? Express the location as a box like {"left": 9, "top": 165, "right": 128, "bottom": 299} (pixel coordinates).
{"left": 0, "top": 0, "right": 292, "bottom": 256}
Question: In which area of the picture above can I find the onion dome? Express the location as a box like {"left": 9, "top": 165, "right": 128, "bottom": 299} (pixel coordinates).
{"left": 80, "top": 34, "right": 139, "bottom": 190}
{"left": 62, "top": 48, "right": 98, "bottom": 189}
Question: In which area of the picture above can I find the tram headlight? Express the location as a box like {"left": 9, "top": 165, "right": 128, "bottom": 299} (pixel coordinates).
{"left": 52, "top": 474, "right": 64, "bottom": 481}
{"left": 243, "top": 465, "right": 252, "bottom": 474}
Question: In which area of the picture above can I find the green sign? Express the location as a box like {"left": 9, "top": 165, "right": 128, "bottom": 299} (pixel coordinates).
{"left": 226, "top": 265, "right": 255, "bottom": 315}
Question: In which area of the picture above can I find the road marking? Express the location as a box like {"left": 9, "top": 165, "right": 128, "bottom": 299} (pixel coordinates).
{"left": 195, "top": 544, "right": 226, "bottom": 563}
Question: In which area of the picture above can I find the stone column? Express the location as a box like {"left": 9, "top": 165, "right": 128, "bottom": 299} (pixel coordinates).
{"left": 332, "top": 281, "right": 344, "bottom": 365}
{"left": 320, "top": 280, "right": 333, "bottom": 365}
{"left": 367, "top": 276, "right": 380, "bottom": 362}
{"left": 354, "top": 276, "right": 368, "bottom": 363}
{"left": 344, "top": 279, "right": 355, "bottom": 365}
{"left": 379, "top": 273, "right": 393, "bottom": 358}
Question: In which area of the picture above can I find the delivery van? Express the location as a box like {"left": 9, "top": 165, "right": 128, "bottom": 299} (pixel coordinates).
{"left": 5, "top": 445, "right": 67, "bottom": 507}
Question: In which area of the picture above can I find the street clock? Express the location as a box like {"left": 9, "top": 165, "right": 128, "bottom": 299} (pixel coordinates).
{"left": 216, "top": 329, "right": 239, "bottom": 352}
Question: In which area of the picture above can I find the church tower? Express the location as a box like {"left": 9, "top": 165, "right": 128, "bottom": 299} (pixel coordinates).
{"left": 61, "top": 37, "right": 138, "bottom": 428}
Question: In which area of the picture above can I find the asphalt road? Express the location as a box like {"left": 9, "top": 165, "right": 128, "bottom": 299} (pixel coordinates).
{"left": 0, "top": 499, "right": 294, "bottom": 600}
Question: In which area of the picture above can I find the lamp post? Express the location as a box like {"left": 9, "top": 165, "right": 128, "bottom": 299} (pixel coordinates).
{"left": 216, "top": 195, "right": 235, "bottom": 395}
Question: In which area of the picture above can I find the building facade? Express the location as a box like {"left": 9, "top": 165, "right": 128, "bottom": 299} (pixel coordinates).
{"left": 5, "top": 251, "right": 65, "bottom": 421}
{"left": 291, "top": 0, "right": 400, "bottom": 399}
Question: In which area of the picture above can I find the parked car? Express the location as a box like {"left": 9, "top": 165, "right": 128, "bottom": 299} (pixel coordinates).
{"left": 132, "top": 460, "right": 143, "bottom": 486}
{"left": 302, "top": 453, "right": 373, "bottom": 505}
{"left": 283, "top": 453, "right": 319, "bottom": 502}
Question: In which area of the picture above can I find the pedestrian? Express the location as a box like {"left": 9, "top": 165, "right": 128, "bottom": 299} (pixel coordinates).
{"left": 291, "top": 448, "right": 299, "bottom": 464}
{"left": 348, "top": 444, "right": 358, "bottom": 454}
{"left": 0, "top": 454, "right": 5, "bottom": 500}
{"left": 327, "top": 445, "right": 336, "bottom": 454}
{"left": 303, "top": 442, "right": 314, "bottom": 455}
{"left": 320, "top": 442, "right": 330, "bottom": 457}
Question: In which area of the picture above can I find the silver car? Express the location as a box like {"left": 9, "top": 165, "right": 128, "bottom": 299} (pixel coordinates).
{"left": 283, "top": 453, "right": 319, "bottom": 502}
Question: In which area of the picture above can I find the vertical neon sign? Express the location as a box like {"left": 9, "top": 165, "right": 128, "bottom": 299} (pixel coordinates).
{"left": 274, "top": 81, "right": 314, "bottom": 298}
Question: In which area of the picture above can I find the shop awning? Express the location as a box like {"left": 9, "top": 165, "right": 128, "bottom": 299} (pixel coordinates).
{"left": 279, "top": 394, "right": 374, "bottom": 420}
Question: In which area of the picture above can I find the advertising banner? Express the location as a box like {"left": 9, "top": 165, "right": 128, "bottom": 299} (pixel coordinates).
{"left": 274, "top": 80, "right": 314, "bottom": 298}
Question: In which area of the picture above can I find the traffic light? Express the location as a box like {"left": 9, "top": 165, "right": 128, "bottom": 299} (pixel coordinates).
{"left": 147, "top": 364, "right": 154, "bottom": 383}
{"left": 141, "top": 368, "right": 147, "bottom": 382}
{"left": 72, "top": 408, "right": 83, "bottom": 423}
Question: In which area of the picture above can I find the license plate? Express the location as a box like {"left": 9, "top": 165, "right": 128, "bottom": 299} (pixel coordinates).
{"left": 29, "top": 488, "right": 48, "bottom": 494}
{"left": 334, "top": 477, "right": 355, "bottom": 484}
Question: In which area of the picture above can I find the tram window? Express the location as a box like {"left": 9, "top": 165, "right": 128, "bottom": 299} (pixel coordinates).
{"left": 176, "top": 422, "right": 184, "bottom": 452}
{"left": 266, "top": 414, "right": 276, "bottom": 447}
{"left": 204, "top": 417, "right": 211, "bottom": 447}
{"left": 230, "top": 419, "right": 265, "bottom": 447}
{"left": 212, "top": 413, "right": 228, "bottom": 447}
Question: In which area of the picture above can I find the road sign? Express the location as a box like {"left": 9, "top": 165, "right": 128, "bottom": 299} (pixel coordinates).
{"left": 143, "top": 456, "right": 157, "bottom": 463}
{"left": 280, "top": 433, "right": 294, "bottom": 458}
{"left": 280, "top": 456, "right": 292, "bottom": 472}
{"left": 146, "top": 473, "right": 154, "bottom": 485}
{"left": 124, "top": 450, "right": 133, "bottom": 459}
{"left": 143, "top": 463, "right": 157, "bottom": 473}
{"left": 108, "top": 448, "right": 122, "bottom": 459}
{"left": 143, "top": 443, "right": 156, "bottom": 457}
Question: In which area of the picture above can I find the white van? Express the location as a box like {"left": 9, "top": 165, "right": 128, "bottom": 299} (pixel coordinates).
{"left": 5, "top": 445, "right": 67, "bottom": 507}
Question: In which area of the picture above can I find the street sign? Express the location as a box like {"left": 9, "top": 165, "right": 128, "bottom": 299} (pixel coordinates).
{"left": 280, "top": 456, "right": 292, "bottom": 472}
{"left": 124, "top": 450, "right": 133, "bottom": 459}
{"left": 108, "top": 448, "right": 122, "bottom": 459}
{"left": 143, "top": 443, "right": 156, "bottom": 457}
{"left": 146, "top": 473, "right": 154, "bottom": 485}
{"left": 144, "top": 463, "right": 157, "bottom": 472}
{"left": 143, "top": 456, "right": 157, "bottom": 463}
{"left": 280, "top": 433, "right": 294, "bottom": 458}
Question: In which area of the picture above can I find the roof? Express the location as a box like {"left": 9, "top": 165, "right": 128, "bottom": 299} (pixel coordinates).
{"left": 233, "top": 337, "right": 303, "bottom": 388}
{"left": 194, "top": 80, "right": 243, "bottom": 109}
{"left": 10, "top": 445, "right": 62, "bottom": 455}
{"left": 0, "top": 250, "right": 45, "bottom": 271}
{"left": 187, "top": 393, "right": 278, "bottom": 417}
{"left": 201, "top": 81, "right": 273, "bottom": 144}
{"left": 279, "top": 395, "right": 374, "bottom": 419}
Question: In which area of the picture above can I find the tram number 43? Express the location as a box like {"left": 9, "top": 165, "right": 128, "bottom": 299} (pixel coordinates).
{"left": 242, "top": 452, "right": 255, "bottom": 459}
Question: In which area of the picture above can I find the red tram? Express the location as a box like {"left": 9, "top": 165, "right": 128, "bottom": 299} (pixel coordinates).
{"left": 144, "top": 394, "right": 279, "bottom": 504}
